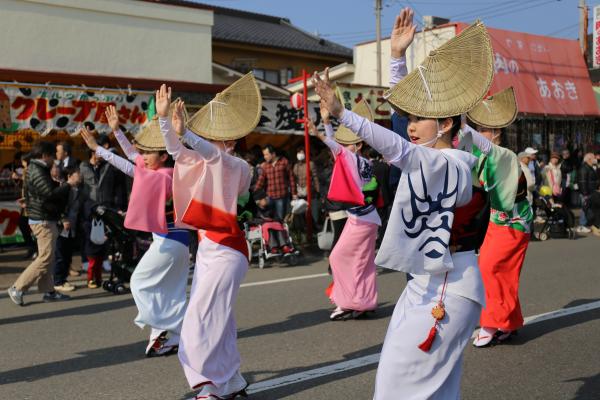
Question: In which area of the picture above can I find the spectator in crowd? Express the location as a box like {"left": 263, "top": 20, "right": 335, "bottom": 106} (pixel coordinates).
{"left": 7, "top": 141, "right": 79, "bottom": 306}
{"left": 589, "top": 182, "right": 600, "bottom": 237}
{"left": 79, "top": 143, "right": 123, "bottom": 289}
{"left": 543, "top": 152, "right": 562, "bottom": 200}
{"left": 15, "top": 153, "right": 36, "bottom": 259}
{"left": 50, "top": 162, "right": 61, "bottom": 182}
{"left": 595, "top": 150, "right": 600, "bottom": 179}
{"left": 366, "top": 147, "right": 391, "bottom": 247}
{"left": 518, "top": 152, "right": 535, "bottom": 205}
{"left": 525, "top": 147, "right": 541, "bottom": 188}
{"left": 255, "top": 144, "right": 297, "bottom": 220}
{"left": 292, "top": 146, "right": 320, "bottom": 236}
{"left": 53, "top": 166, "right": 82, "bottom": 292}
{"left": 243, "top": 151, "right": 260, "bottom": 192}
{"left": 54, "top": 141, "right": 83, "bottom": 277}
{"left": 55, "top": 141, "right": 78, "bottom": 174}
{"left": 2, "top": 151, "right": 24, "bottom": 176}
{"left": 560, "top": 148, "right": 577, "bottom": 207}
{"left": 577, "top": 153, "right": 599, "bottom": 233}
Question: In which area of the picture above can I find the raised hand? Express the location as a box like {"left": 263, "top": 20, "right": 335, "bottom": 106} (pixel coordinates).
{"left": 307, "top": 118, "right": 325, "bottom": 141}
{"left": 320, "top": 100, "right": 330, "bottom": 125}
{"left": 105, "top": 105, "right": 120, "bottom": 133}
{"left": 80, "top": 126, "right": 98, "bottom": 151}
{"left": 155, "top": 84, "right": 171, "bottom": 118}
{"left": 391, "top": 7, "right": 416, "bottom": 58}
{"left": 312, "top": 68, "right": 343, "bottom": 119}
{"left": 172, "top": 98, "right": 186, "bottom": 136}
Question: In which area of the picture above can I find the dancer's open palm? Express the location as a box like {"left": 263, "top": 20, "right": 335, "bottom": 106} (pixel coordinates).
{"left": 391, "top": 7, "right": 416, "bottom": 58}
{"left": 312, "top": 68, "right": 343, "bottom": 118}
{"left": 172, "top": 99, "right": 185, "bottom": 136}
{"left": 80, "top": 126, "right": 98, "bottom": 151}
{"left": 105, "top": 105, "right": 120, "bottom": 132}
{"left": 155, "top": 84, "right": 171, "bottom": 118}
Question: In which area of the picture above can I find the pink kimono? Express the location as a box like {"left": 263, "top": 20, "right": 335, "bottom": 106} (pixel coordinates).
{"left": 324, "top": 124, "right": 380, "bottom": 312}
{"left": 159, "top": 117, "right": 251, "bottom": 392}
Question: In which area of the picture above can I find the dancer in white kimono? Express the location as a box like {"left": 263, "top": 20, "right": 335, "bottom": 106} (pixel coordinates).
{"left": 314, "top": 8, "right": 493, "bottom": 399}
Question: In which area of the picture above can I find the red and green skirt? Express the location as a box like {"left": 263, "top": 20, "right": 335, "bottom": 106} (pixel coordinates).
{"left": 478, "top": 221, "right": 530, "bottom": 331}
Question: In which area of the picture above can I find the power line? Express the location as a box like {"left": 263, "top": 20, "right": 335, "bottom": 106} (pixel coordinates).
{"left": 449, "top": 0, "right": 521, "bottom": 20}
{"left": 546, "top": 22, "right": 579, "bottom": 37}
{"left": 479, "top": 0, "right": 559, "bottom": 22}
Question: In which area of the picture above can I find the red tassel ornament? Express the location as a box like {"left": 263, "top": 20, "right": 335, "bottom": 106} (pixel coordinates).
{"left": 418, "top": 325, "right": 438, "bottom": 352}
{"left": 417, "top": 272, "right": 448, "bottom": 353}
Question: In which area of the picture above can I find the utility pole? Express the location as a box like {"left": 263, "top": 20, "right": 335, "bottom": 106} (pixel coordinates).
{"left": 375, "top": 0, "right": 382, "bottom": 86}
{"left": 579, "top": 0, "right": 589, "bottom": 59}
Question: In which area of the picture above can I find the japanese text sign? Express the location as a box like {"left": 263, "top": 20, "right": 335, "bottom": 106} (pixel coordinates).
{"left": 456, "top": 23, "right": 599, "bottom": 117}
{"left": 0, "top": 85, "right": 153, "bottom": 134}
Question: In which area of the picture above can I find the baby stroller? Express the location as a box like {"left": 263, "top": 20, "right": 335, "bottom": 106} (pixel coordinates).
{"left": 91, "top": 205, "right": 151, "bottom": 294}
{"left": 533, "top": 193, "right": 575, "bottom": 240}
{"left": 244, "top": 220, "right": 300, "bottom": 269}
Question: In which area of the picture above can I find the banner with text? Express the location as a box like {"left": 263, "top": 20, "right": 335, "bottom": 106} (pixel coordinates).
{"left": 0, "top": 85, "right": 153, "bottom": 135}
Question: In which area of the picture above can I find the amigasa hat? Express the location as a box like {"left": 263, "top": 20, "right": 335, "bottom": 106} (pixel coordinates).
{"left": 186, "top": 72, "right": 262, "bottom": 141}
{"left": 335, "top": 99, "right": 374, "bottom": 145}
{"left": 467, "top": 86, "right": 518, "bottom": 129}
{"left": 384, "top": 21, "right": 494, "bottom": 118}
{"left": 134, "top": 100, "right": 187, "bottom": 151}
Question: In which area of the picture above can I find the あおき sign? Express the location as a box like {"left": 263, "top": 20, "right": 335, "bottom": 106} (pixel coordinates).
{"left": 0, "top": 85, "right": 153, "bottom": 134}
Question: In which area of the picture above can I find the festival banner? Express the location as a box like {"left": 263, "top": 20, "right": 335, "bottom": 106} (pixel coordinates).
{"left": 455, "top": 23, "right": 599, "bottom": 117}
{"left": 336, "top": 84, "right": 392, "bottom": 120}
{"left": 256, "top": 93, "right": 389, "bottom": 136}
{"left": 0, "top": 201, "right": 23, "bottom": 246}
{"left": 0, "top": 84, "right": 154, "bottom": 135}
{"left": 257, "top": 99, "right": 331, "bottom": 135}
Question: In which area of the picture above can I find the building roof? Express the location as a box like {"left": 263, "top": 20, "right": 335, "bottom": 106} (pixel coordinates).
{"left": 142, "top": 1, "right": 352, "bottom": 59}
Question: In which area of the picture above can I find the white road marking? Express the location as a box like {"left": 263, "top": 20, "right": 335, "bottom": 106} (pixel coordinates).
{"left": 0, "top": 272, "right": 331, "bottom": 298}
{"left": 247, "top": 354, "right": 380, "bottom": 394}
{"left": 247, "top": 300, "right": 600, "bottom": 395}
{"left": 241, "top": 273, "right": 329, "bottom": 288}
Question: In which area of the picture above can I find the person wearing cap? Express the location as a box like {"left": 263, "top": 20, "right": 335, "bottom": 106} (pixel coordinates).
{"left": 524, "top": 147, "right": 541, "bottom": 187}
{"left": 543, "top": 152, "right": 563, "bottom": 199}
{"left": 461, "top": 86, "right": 534, "bottom": 348}
{"left": 315, "top": 9, "right": 490, "bottom": 399}
{"left": 80, "top": 105, "right": 190, "bottom": 358}
{"left": 309, "top": 99, "right": 381, "bottom": 321}
{"left": 156, "top": 75, "right": 257, "bottom": 399}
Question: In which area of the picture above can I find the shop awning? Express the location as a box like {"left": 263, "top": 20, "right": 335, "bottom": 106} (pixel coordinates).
{"left": 456, "top": 23, "right": 600, "bottom": 117}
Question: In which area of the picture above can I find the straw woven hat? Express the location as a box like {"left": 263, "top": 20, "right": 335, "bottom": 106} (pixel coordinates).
{"left": 134, "top": 100, "right": 187, "bottom": 151}
{"left": 187, "top": 72, "right": 262, "bottom": 141}
{"left": 467, "top": 86, "right": 518, "bottom": 129}
{"left": 134, "top": 116, "right": 165, "bottom": 151}
{"left": 384, "top": 21, "right": 493, "bottom": 118}
{"left": 335, "top": 99, "right": 374, "bottom": 145}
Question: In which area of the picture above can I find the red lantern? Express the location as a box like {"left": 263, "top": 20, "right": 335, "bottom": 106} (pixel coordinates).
{"left": 290, "top": 92, "right": 303, "bottom": 109}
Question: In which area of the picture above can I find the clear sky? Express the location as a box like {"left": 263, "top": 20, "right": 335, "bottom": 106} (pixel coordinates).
{"left": 193, "top": 0, "right": 595, "bottom": 47}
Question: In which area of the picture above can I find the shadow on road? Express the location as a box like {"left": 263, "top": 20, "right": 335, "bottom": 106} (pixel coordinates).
{"left": 0, "top": 296, "right": 134, "bottom": 326}
{"left": 506, "top": 300, "right": 600, "bottom": 346}
{"left": 0, "top": 341, "right": 151, "bottom": 384}
{"left": 237, "top": 303, "right": 394, "bottom": 339}
{"left": 565, "top": 373, "right": 600, "bottom": 400}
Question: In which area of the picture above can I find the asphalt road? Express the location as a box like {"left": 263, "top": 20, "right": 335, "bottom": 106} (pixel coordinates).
{"left": 1, "top": 236, "right": 599, "bottom": 400}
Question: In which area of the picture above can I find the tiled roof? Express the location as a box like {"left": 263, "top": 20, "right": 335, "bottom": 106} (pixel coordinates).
{"left": 143, "top": 1, "right": 353, "bottom": 59}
